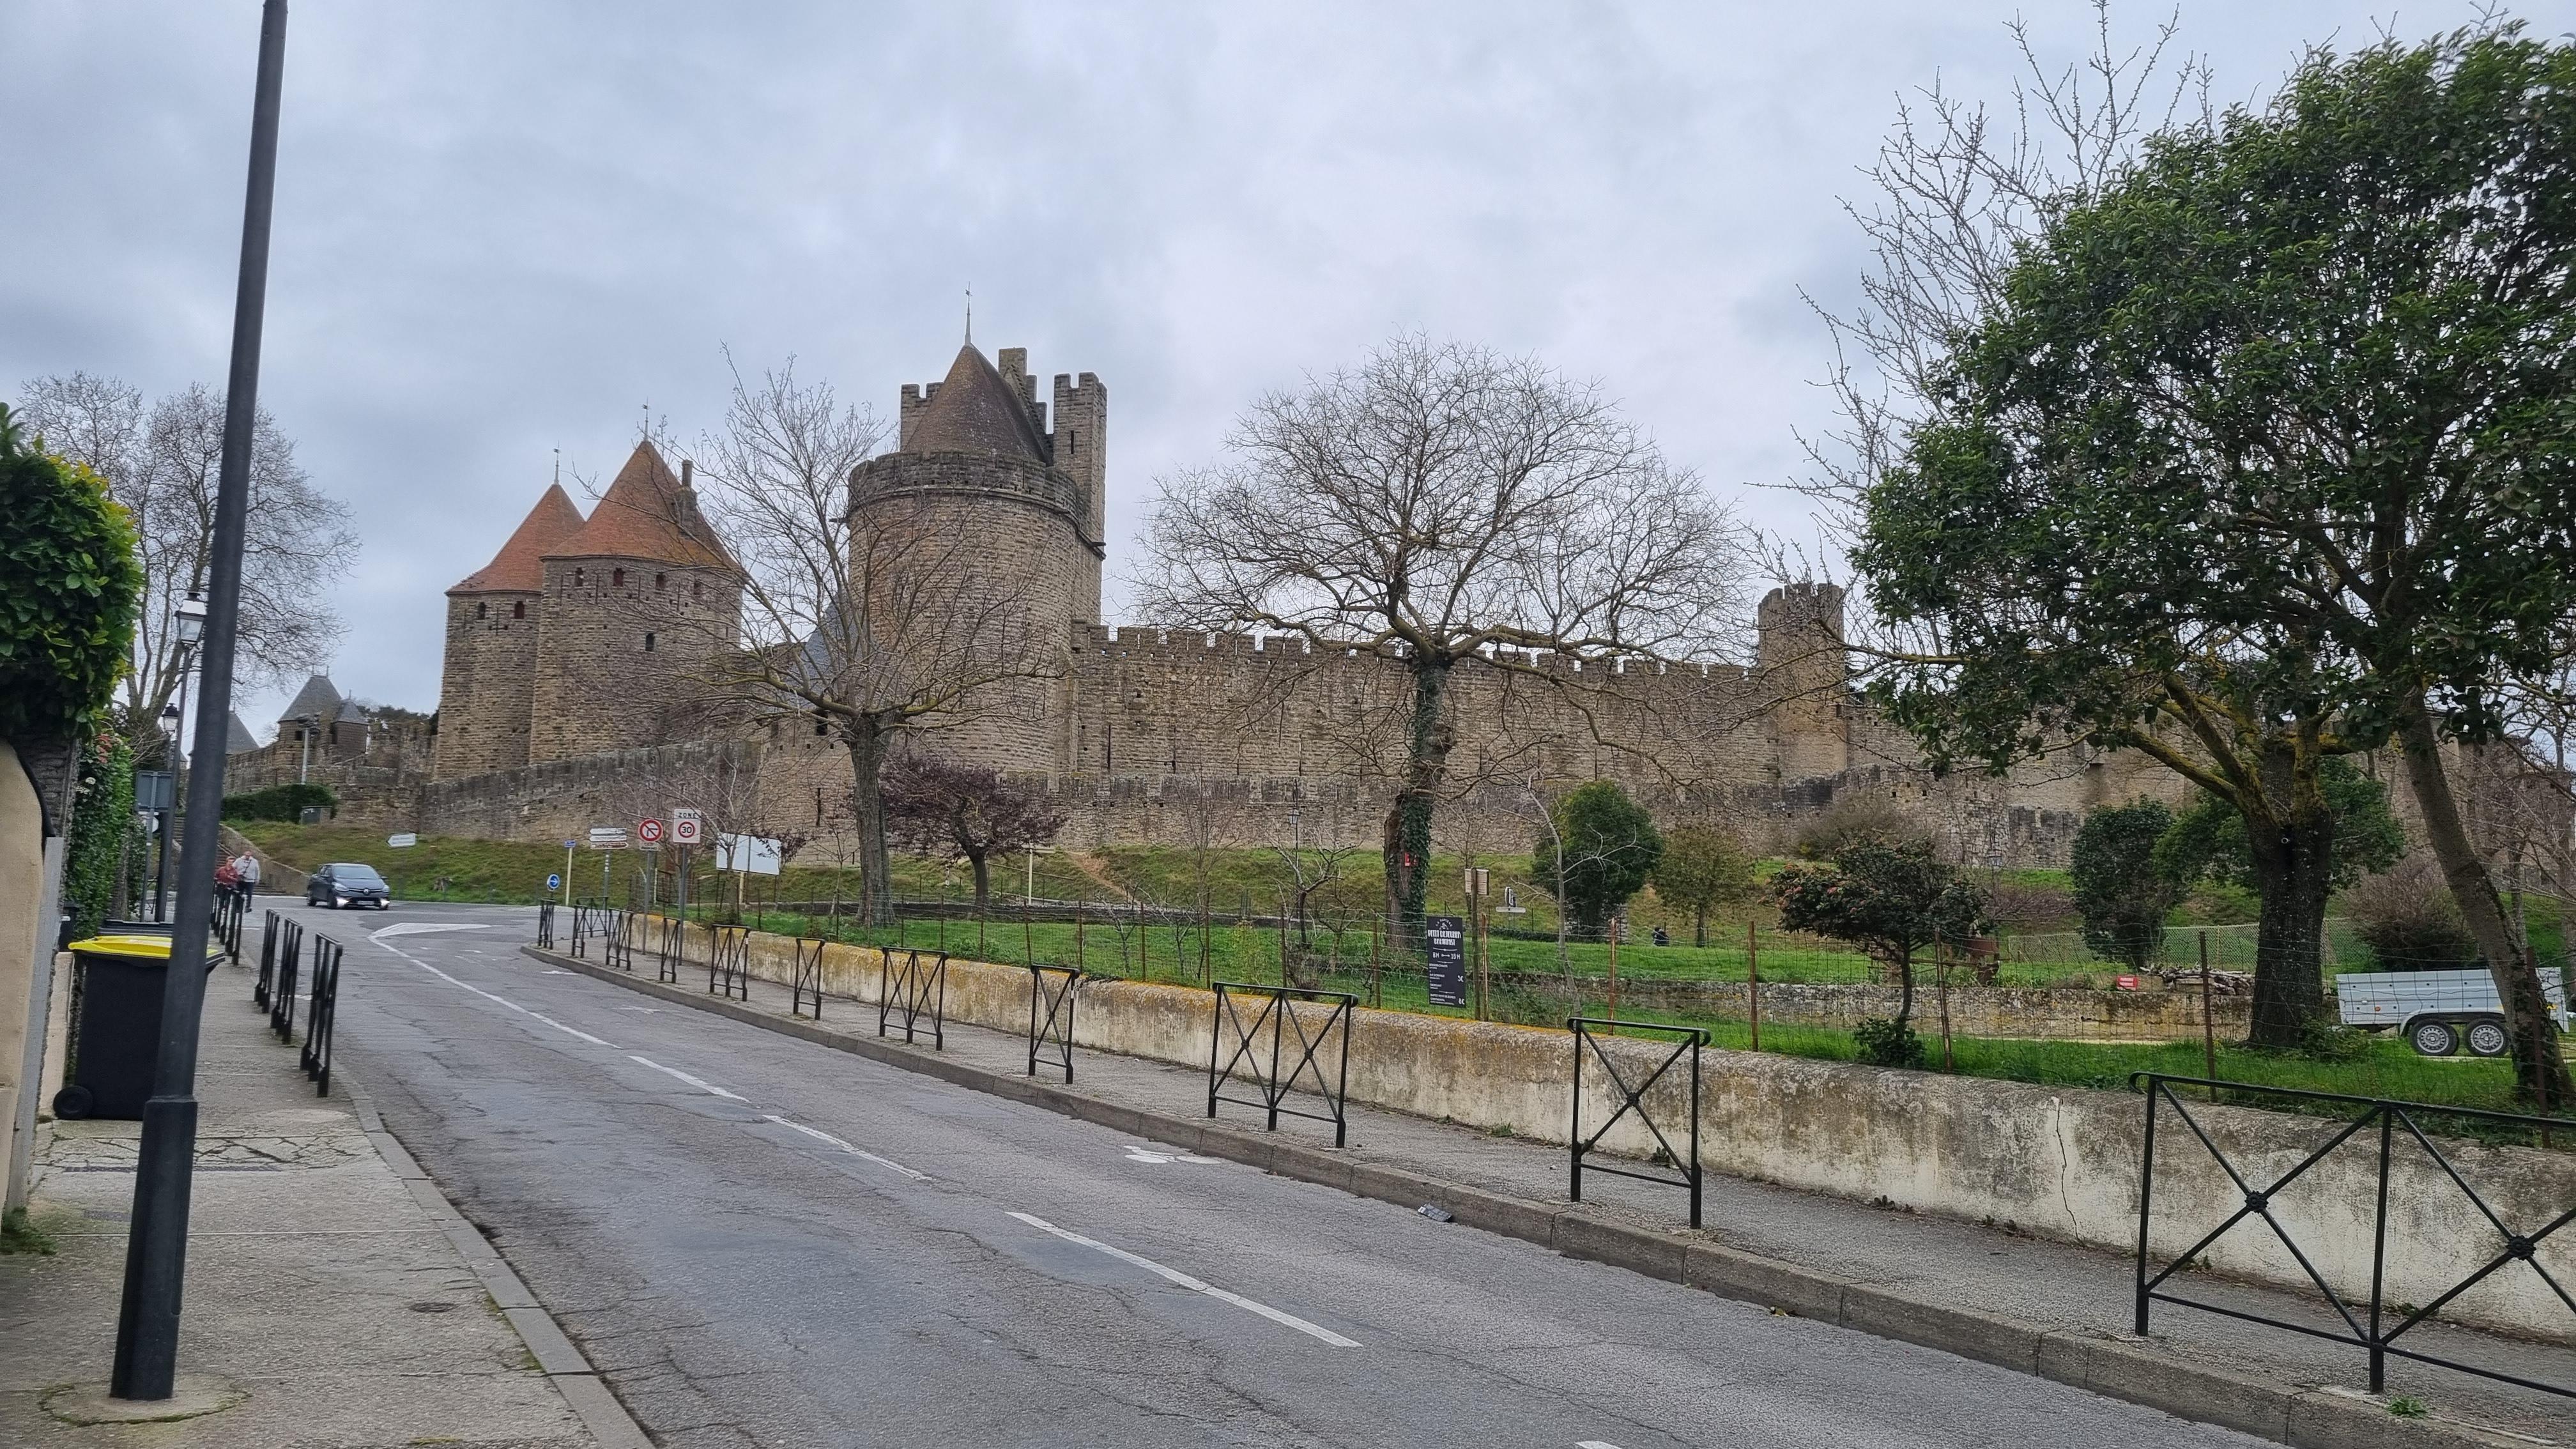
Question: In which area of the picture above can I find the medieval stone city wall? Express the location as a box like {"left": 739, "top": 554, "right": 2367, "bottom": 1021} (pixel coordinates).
{"left": 526, "top": 556, "right": 742, "bottom": 765}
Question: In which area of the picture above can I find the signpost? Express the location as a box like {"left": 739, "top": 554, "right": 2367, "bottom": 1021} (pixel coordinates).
{"left": 1425, "top": 914, "right": 1468, "bottom": 1009}
{"left": 546, "top": 872, "right": 562, "bottom": 894}
{"left": 716, "top": 832, "right": 781, "bottom": 876}
{"left": 384, "top": 832, "right": 417, "bottom": 901}
{"left": 636, "top": 818, "right": 664, "bottom": 845}
{"left": 668, "top": 809, "right": 700, "bottom": 919}
{"left": 671, "top": 809, "right": 702, "bottom": 846}
{"left": 587, "top": 827, "right": 627, "bottom": 896}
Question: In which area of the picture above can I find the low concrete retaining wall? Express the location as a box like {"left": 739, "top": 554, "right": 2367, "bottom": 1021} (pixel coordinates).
{"left": 654, "top": 917, "right": 2575, "bottom": 1342}
{"left": 1492, "top": 973, "right": 2253, "bottom": 1042}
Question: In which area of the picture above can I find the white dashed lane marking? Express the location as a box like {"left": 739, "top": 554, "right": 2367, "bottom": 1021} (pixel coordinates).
{"left": 1009, "top": 1211, "right": 1361, "bottom": 1348}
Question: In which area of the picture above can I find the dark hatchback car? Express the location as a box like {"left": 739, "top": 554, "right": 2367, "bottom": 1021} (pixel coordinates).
{"left": 307, "top": 862, "right": 391, "bottom": 910}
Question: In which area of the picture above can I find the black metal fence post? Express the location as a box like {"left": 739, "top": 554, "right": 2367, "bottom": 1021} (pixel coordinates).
{"left": 1026, "top": 964, "right": 1082, "bottom": 1082}
{"left": 2129, "top": 1071, "right": 2576, "bottom": 1400}
{"left": 1206, "top": 981, "right": 1355, "bottom": 1147}
{"left": 1567, "top": 1019, "right": 1705, "bottom": 1228}
{"left": 878, "top": 948, "right": 947, "bottom": 1048}
{"left": 791, "top": 936, "right": 825, "bottom": 1019}
{"left": 300, "top": 935, "right": 339, "bottom": 1095}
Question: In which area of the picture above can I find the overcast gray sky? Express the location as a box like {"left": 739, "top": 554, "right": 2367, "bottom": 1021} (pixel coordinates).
{"left": 5, "top": 1, "right": 2562, "bottom": 738}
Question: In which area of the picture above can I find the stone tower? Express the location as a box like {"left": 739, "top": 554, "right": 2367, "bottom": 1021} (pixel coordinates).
{"left": 852, "top": 342, "right": 1105, "bottom": 771}
{"left": 1757, "top": 582, "right": 1851, "bottom": 781}
{"left": 433, "top": 483, "right": 586, "bottom": 780}
{"left": 526, "top": 443, "right": 743, "bottom": 765}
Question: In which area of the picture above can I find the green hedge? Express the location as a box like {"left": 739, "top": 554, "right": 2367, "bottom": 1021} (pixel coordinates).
{"left": 221, "top": 782, "right": 337, "bottom": 823}
{"left": 63, "top": 732, "right": 134, "bottom": 939}
{"left": 0, "top": 403, "right": 142, "bottom": 739}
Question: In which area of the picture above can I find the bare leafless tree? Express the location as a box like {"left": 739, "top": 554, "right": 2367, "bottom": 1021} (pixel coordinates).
{"left": 647, "top": 355, "right": 1062, "bottom": 924}
{"left": 15, "top": 373, "right": 358, "bottom": 748}
{"left": 1138, "top": 334, "right": 1749, "bottom": 935}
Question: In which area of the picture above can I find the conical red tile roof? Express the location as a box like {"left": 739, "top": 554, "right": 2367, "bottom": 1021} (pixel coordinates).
{"left": 449, "top": 482, "right": 586, "bottom": 594}
{"left": 545, "top": 442, "right": 738, "bottom": 571}
{"left": 910, "top": 344, "right": 1048, "bottom": 461}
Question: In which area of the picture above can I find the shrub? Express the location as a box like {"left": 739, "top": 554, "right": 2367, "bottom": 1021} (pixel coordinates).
{"left": 222, "top": 782, "right": 337, "bottom": 823}
{"left": 2072, "top": 799, "right": 2189, "bottom": 972}
{"left": 1533, "top": 780, "right": 1662, "bottom": 940}
{"left": 2345, "top": 855, "right": 2481, "bottom": 970}
{"left": 62, "top": 732, "right": 134, "bottom": 939}
{"left": 1853, "top": 1015, "right": 1928, "bottom": 1068}
{"left": 0, "top": 403, "right": 143, "bottom": 740}
{"left": 1793, "top": 792, "right": 1922, "bottom": 859}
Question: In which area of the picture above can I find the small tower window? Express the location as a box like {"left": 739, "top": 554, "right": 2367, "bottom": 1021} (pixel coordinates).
{"left": 692, "top": 579, "right": 703, "bottom": 599}
{"left": 656, "top": 572, "right": 666, "bottom": 589}
{"left": 644, "top": 632, "right": 656, "bottom": 652}
{"left": 476, "top": 601, "right": 487, "bottom": 619}
{"left": 613, "top": 567, "right": 625, "bottom": 588}
{"left": 573, "top": 567, "right": 585, "bottom": 586}
{"left": 512, "top": 599, "right": 525, "bottom": 619}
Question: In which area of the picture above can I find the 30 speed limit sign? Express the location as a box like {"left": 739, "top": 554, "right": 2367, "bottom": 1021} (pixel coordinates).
{"left": 636, "top": 818, "right": 664, "bottom": 845}
{"left": 671, "top": 808, "right": 703, "bottom": 846}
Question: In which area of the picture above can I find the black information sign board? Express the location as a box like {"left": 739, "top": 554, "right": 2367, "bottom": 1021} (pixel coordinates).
{"left": 1425, "top": 914, "right": 1468, "bottom": 1007}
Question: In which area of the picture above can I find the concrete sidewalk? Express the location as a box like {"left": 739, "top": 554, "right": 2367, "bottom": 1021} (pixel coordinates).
{"left": 536, "top": 940, "right": 2576, "bottom": 1449}
{"left": 0, "top": 959, "right": 645, "bottom": 1448}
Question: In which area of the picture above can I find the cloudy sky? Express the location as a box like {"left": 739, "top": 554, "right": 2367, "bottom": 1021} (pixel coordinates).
{"left": 4, "top": 0, "right": 2561, "bottom": 739}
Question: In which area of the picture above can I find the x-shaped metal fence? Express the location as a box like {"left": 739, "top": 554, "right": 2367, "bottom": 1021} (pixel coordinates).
{"left": 655, "top": 916, "right": 684, "bottom": 984}
{"left": 879, "top": 948, "right": 947, "bottom": 1048}
{"left": 790, "top": 937, "right": 827, "bottom": 1019}
{"left": 300, "top": 934, "right": 341, "bottom": 1096}
{"left": 2135, "top": 1073, "right": 2576, "bottom": 1398}
{"left": 1568, "top": 1019, "right": 1705, "bottom": 1228}
{"left": 534, "top": 901, "right": 555, "bottom": 950}
{"left": 1026, "top": 964, "right": 1085, "bottom": 1082}
{"left": 1208, "top": 981, "right": 1355, "bottom": 1147}
{"left": 707, "top": 924, "right": 751, "bottom": 1001}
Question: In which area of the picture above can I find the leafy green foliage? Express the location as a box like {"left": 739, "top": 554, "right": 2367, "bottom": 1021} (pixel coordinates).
{"left": 62, "top": 732, "right": 133, "bottom": 940}
{"left": 0, "top": 402, "right": 142, "bottom": 740}
{"left": 2152, "top": 759, "right": 2405, "bottom": 897}
{"left": 1534, "top": 781, "right": 1662, "bottom": 940}
{"left": 220, "top": 782, "right": 337, "bottom": 823}
{"left": 1851, "top": 1015, "right": 1929, "bottom": 1070}
{"left": 1774, "top": 836, "right": 1988, "bottom": 1056}
{"left": 2072, "top": 801, "right": 2187, "bottom": 973}
{"left": 1651, "top": 825, "right": 1754, "bottom": 946}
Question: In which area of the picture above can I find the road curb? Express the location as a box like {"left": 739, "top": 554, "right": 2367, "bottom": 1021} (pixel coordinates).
{"left": 523, "top": 943, "right": 2507, "bottom": 1449}
{"left": 341, "top": 1068, "right": 656, "bottom": 1449}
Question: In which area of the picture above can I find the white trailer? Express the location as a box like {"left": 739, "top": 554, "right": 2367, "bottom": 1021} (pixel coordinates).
{"left": 2334, "top": 968, "right": 2571, "bottom": 1057}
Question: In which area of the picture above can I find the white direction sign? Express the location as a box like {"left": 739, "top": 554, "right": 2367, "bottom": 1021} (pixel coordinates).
{"left": 636, "top": 818, "right": 664, "bottom": 845}
{"left": 386, "top": 832, "right": 418, "bottom": 848}
{"left": 671, "top": 808, "right": 703, "bottom": 846}
{"left": 588, "top": 825, "right": 629, "bottom": 850}
{"left": 716, "top": 832, "right": 781, "bottom": 876}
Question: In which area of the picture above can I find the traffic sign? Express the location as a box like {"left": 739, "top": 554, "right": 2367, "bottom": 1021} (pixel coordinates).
{"left": 671, "top": 808, "right": 703, "bottom": 846}
{"left": 545, "top": 873, "right": 562, "bottom": 893}
{"left": 387, "top": 832, "right": 418, "bottom": 848}
{"left": 637, "top": 818, "right": 664, "bottom": 845}
{"left": 588, "top": 825, "right": 629, "bottom": 849}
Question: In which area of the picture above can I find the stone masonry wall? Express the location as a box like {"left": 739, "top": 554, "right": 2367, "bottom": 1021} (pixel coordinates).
{"left": 528, "top": 558, "right": 742, "bottom": 764}
{"left": 433, "top": 591, "right": 541, "bottom": 779}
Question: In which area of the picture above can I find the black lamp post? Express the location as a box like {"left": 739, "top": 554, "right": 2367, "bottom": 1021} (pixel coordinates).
{"left": 110, "top": 0, "right": 289, "bottom": 1402}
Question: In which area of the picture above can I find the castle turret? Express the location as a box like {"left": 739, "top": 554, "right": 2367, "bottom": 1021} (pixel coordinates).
{"left": 1757, "top": 583, "right": 1850, "bottom": 781}
{"left": 434, "top": 483, "right": 585, "bottom": 779}
{"left": 526, "top": 443, "right": 743, "bottom": 764}
{"left": 852, "top": 342, "right": 1102, "bottom": 772}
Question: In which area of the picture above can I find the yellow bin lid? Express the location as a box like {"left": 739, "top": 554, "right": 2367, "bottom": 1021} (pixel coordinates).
{"left": 69, "top": 935, "right": 178, "bottom": 960}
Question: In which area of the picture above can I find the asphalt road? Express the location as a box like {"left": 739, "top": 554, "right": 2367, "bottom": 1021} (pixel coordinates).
{"left": 287, "top": 900, "right": 2262, "bottom": 1449}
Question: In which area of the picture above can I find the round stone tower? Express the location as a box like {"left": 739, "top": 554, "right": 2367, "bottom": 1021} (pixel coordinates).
{"left": 433, "top": 482, "right": 586, "bottom": 780}
{"left": 845, "top": 342, "right": 1104, "bottom": 774}
{"left": 1757, "top": 581, "right": 1851, "bottom": 782}
{"left": 526, "top": 442, "right": 744, "bottom": 765}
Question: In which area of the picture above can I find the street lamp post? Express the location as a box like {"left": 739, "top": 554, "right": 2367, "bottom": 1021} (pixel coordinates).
{"left": 111, "top": 0, "right": 289, "bottom": 1402}
{"left": 151, "top": 704, "right": 180, "bottom": 922}
{"left": 151, "top": 594, "right": 208, "bottom": 925}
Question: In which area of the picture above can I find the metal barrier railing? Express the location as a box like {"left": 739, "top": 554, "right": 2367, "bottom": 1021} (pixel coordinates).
{"left": 268, "top": 916, "right": 305, "bottom": 1041}
{"left": 301, "top": 934, "right": 341, "bottom": 1096}
{"left": 535, "top": 902, "right": 556, "bottom": 950}
{"left": 1569, "top": 1019, "right": 1704, "bottom": 1227}
{"left": 708, "top": 924, "right": 751, "bottom": 1001}
{"left": 656, "top": 915, "right": 684, "bottom": 984}
{"left": 1026, "top": 964, "right": 1085, "bottom": 1082}
{"left": 1208, "top": 981, "right": 1354, "bottom": 1147}
{"left": 2133, "top": 1073, "right": 2576, "bottom": 1399}
{"left": 878, "top": 947, "right": 947, "bottom": 1048}
{"left": 210, "top": 884, "right": 247, "bottom": 961}
{"left": 791, "top": 937, "right": 827, "bottom": 1020}
{"left": 254, "top": 910, "right": 296, "bottom": 1011}
{"left": 569, "top": 900, "right": 597, "bottom": 959}
{"left": 602, "top": 908, "right": 636, "bottom": 972}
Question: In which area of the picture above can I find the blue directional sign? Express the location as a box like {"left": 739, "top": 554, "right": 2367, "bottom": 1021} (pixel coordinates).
{"left": 546, "top": 873, "right": 562, "bottom": 893}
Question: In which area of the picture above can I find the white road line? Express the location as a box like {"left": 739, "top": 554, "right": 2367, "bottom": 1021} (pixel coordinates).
{"left": 1577, "top": 1441, "right": 1628, "bottom": 1448}
{"left": 367, "top": 935, "right": 620, "bottom": 1050}
{"left": 1008, "top": 1211, "right": 1360, "bottom": 1347}
{"left": 628, "top": 1054, "right": 746, "bottom": 1101}
{"left": 760, "top": 1114, "right": 930, "bottom": 1181}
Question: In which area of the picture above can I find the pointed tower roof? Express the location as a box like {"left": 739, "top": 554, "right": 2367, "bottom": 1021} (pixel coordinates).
{"left": 278, "top": 674, "right": 340, "bottom": 726}
{"left": 450, "top": 482, "right": 586, "bottom": 594}
{"left": 909, "top": 344, "right": 1048, "bottom": 461}
{"left": 225, "top": 710, "right": 261, "bottom": 755}
{"left": 546, "top": 442, "right": 738, "bottom": 571}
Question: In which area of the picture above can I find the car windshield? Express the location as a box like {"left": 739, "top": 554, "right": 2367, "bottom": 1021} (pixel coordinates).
{"left": 331, "top": 864, "right": 387, "bottom": 886}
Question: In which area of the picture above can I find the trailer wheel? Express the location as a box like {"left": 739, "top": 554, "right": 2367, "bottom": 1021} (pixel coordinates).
{"left": 2411, "top": 1018, "right": 2459, "bottom": 1057}
{"left": 2464, "top": 1017, "right": 2511, "bottom": 1059}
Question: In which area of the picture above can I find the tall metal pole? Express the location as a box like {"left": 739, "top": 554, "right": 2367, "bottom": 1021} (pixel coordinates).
{"left": 111, "top": 0, "right": 288, "bottom": 1402}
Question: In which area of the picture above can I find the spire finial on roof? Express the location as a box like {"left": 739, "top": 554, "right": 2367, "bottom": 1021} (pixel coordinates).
{"left": 964, "top": 285, "right": 972, "bottom": 347}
